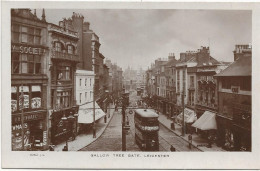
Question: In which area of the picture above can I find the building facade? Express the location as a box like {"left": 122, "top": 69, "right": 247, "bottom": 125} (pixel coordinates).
{"left": 47, "top": 18, "right": 80, "bottom": 145}
{"left": 11, "top": 9, "right": 49, "bottom": 151}
{"left": 215, "top": 45, "right": 252, "bottom": 151}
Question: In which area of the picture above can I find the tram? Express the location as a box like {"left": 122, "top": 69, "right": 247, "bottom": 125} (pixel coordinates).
{"left": 134, "top": 109, "right": 159, "bottom": 151}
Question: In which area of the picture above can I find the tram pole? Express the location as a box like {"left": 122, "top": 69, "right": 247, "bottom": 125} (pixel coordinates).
{"left": 93, "top": 82, "right": 96, "bottom": 138}
{"left": 122, "top": 104, "right": 126, "bottom": 151}
{"left": 21, "top": 85, "right": 25, "bottom": 151}
{"left": 182, "top": 91, "right": 185, "bottom": 136}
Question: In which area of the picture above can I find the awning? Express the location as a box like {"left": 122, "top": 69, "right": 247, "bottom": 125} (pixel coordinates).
{"left": 192, "top": 111, "right": 217, "bottom": 130}
{"left": 78, "top": 102, "right": 106, "bottom": 124}
{"left": 176, "top": 108, "right": 197, "bottom": 124}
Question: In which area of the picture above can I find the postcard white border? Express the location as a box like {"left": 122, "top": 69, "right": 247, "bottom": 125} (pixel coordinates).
{"left": 2, "top": 1, "right": 260, "bottom": 169}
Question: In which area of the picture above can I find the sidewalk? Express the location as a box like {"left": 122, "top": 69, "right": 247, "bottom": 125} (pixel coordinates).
{"left": 157, "top": 112, "right": 225, "bottom": 152}
{"left": 53, "top": 103, "right": 115, "bottom": 151}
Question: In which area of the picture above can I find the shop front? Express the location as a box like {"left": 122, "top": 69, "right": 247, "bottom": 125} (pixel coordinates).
{"left": 77, "top": 102, "right": 106, "bottom": 133}
{"left": 216, "top": 115, "right": 234, "bottom": 151}
{"left": 50, "top": 108, "right": 78, "bottom": 145}
{"left": 12, "top": 111, "right": 48, "bottom": 151}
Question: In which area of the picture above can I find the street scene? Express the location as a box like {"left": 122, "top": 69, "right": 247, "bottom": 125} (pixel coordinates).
{"left": 11, "top": 9, "right": 251, "bottom": 152}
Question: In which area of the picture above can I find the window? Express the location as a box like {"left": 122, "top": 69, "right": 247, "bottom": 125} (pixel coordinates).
{"left": 85, "top": 79, "right": 87, "bottom": 86}
{"left": 90, "top": 79, "right": 92, "bottom": 86}
{"left": 56, "top": 90, "right": 71, "bottom": 109}
{"left": 190, "top": 76, "right": 194, "bottom": 88}
{"left": 85, "top": 92, "right": 87, "bottom": 101}
{"left": 11, "top": 25, "right": 41, "bottom": 44}
{"left": 80, "top": 79, "right": 82, "bottom": 86}
{"left": 57, "top": 66, "right": 71, "bottom": 80}
{"left": 11, "top": 85, "right": 42, "bottom": 113}
{"left": 177, "top": 71, "right": 180, "bottom": 80}
{"left": 90, "top": 91, "right": 92, "bottom": 99}
{"left": 80, "top": 93, "right": 82, "bottom": 104}
{"left": 68, "top": 45, "right": 74, "bottom": 54}
{"left": 11, "top": 53, "right": 41, "bottom": 74}
{"left": 31, "top": 85, "right": 41, "bottom": 109}
{"left": 55, "top": 42, "right": 62, "bottom": 52}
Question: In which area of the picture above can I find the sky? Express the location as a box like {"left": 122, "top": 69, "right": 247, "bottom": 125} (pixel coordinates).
{"left": 37, "top": 9, "right": 252, "bottom": 70}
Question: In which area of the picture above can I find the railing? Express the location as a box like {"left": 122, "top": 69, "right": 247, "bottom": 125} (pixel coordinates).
{"left": 51, "top": 50, "right": 80, "bottom": 62}
{"left": 48, "top": 24, "right": 79, "bottom": 38}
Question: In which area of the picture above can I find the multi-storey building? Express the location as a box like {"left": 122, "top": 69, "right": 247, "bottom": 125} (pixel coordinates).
{"left": 47, "top": 17, "right": 80, "bottom": 145}
{"left": 11, "top": 9, "right": 49, "bottom": 150}
{"left": 215, "top": 45, "right": 251, "bottom": 151}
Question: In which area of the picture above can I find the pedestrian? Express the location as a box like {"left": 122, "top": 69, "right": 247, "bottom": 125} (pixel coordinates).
{"left": 188, "top": 134, "right": 192, "bottom": 149}
{"left": 170, "top": 145, "right": 176, "bottom": 152}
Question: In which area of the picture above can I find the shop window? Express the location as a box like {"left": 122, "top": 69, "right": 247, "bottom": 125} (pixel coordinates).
{"left": 31, "top": 85, "right": 41, "bottom": 109}
{"left": 19, "top": 86, "right": 30, "bottom": 110}
{"left": 11, "top": 85, "right": 42, "bottom": 113}
{"left": 11, "top": 53, "right": 41, "bottom": 74}
{"left": 11, "top": 86, "right": 18, "bottom": 112}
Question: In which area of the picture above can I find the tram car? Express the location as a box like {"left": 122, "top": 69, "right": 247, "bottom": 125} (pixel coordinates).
{"left": 134, "top": 109, "right": 159, "bottom": 151}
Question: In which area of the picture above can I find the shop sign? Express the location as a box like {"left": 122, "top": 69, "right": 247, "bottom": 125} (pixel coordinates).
{"left": 12, "top": 112, "right": 44, "bottom": 124}
{"left": 43, "top": 131, "right": 47, "bottom": 146}
{"left": 12, "top": 123, "right": 30, "bottom": 151}
{"left": 11, "top": 45, "right": 45, "bottom": 55}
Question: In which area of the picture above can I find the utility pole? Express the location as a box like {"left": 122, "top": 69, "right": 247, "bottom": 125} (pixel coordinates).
{"left": 21, "top": 85, "right": 25, "bottom": 150}
{"left": 182, "top": 91, "right": 185, "bottom": 136}
{"left": 93, "top": 82, "right": 96, "bottom": 138}
{"left": 122, "top": 103, "right": 126, "bottom": 151}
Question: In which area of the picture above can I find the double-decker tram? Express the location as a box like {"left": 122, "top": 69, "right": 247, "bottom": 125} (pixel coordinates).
{"left": 134, "top": 109, "right": 159, "bottom": 151}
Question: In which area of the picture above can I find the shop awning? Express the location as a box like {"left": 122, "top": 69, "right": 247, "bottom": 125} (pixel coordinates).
{"left": 78, "top": 102, "right": 106, "bottom": 124}
{"left": 192, "top": 111, "right": 217, "bottom": 130}
{"left": 176, "top": 108, "right": 197, "bottom": 124}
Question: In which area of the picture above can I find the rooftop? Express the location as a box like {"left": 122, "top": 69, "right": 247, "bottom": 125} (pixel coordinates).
{"left": 215, "top": 56, "right": 251, "bottom": 77}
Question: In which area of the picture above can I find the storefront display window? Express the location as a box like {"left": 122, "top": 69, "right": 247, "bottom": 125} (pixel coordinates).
{"left": 31, "top": 85, "right": 41, "bottom": 109}
{"left": 11, "top": 85, "right": 42, "bottom": 113}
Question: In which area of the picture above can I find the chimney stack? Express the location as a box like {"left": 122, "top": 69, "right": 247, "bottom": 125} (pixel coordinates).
{"left": 83, "top": 22, "right": 90, "bottom": 32}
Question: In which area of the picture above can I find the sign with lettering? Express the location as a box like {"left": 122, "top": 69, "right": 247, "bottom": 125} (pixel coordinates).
{"left": 12, "top": 112, "right": 45, "bottom": 124}
{"left": 43, "top": 131, "right": 47, "bottom": 146}
{"left": 12, "top": 123, "right": 30, "bottom": 151}
{"left": 11, "top": 45, "right": 45, "bottom": 55}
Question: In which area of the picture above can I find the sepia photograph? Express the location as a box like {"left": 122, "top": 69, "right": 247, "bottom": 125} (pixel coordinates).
{"left": 2, "top": 1, "right": 260, "bottom": 169}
